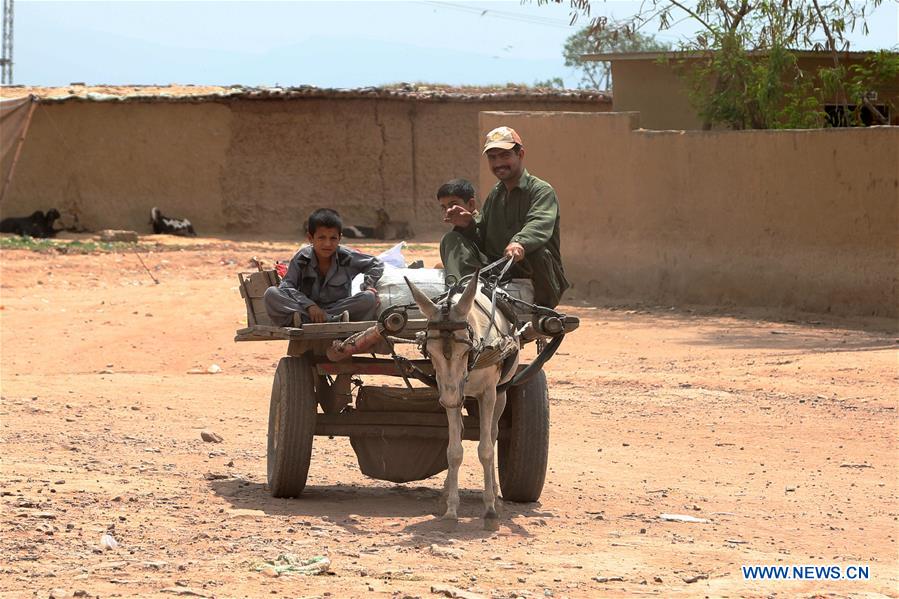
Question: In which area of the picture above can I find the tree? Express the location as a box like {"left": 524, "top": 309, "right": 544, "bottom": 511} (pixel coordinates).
{"left": 563, "top": 27, "right": 671, "bottom": 90}
{"left": 537, "top": 0, "right": 894, "bottom": 129}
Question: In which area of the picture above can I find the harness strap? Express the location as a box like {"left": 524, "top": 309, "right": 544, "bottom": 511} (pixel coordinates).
{"left": 471, "top": 337, "right": 518, "bottom": 370}
{"left": 497, "top": 333, "right": 564, "bottom": 393}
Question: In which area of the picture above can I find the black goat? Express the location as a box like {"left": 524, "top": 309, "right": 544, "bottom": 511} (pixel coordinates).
{"left": 0, "top": 209, "right": 61, "bottom": 238}
{"left": 341, "top": 208, "right": 413, "bottom": 240}
{"left": 150, "top": 207, "right": 196, "bottom": 237}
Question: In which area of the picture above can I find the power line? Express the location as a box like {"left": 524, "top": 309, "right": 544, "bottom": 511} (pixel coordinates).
{"left": 418, "top": 1, "right": 576, "bottom": 30}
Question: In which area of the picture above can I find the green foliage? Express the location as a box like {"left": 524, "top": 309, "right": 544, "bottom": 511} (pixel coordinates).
{"left": 533, "top": 77, "right": 566, "bottom": 89}
{"left": 0, "top": 236, "right": 150, "bottom": 254}
{"left": 685, "top": 43, "right": 898, "bottom": 129}
{"left": 819, "top": 49, "right": 899, "bottom": 126}
{"left": 538, "top": 0, "right": 893, "bottom": 129}
{"left": 681, "top": 31, "right": 831, "bottom": 129}
{"left": 563, "top": 26, "right": 670, "bottom": 89}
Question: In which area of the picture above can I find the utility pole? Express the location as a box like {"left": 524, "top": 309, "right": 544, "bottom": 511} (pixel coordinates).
{"left": 1, "top": 0, "right": 13, "bottom": 84}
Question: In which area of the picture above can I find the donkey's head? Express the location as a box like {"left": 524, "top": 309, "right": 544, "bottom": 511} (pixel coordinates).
{"left": 405, "top": 272, "right": 479, "bottom": 409}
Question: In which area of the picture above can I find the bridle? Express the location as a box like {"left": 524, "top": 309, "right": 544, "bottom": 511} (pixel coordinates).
{"left": 419, "top": 293, "right": 480, "bottom": 374}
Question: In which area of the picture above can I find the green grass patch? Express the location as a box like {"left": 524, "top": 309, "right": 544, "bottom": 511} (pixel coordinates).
{"left": 0, "top": 236, "right": 153, "bottom": 254}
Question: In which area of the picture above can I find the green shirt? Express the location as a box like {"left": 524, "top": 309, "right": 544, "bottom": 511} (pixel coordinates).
{"left": 462, "top": 169, "right": 563, "bottom": 263}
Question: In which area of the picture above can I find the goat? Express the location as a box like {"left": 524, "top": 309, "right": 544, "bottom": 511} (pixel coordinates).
{"left": 150, "top": 207, "right": 196, "bottom": 237}
{"left": 341, "top": 208, "right": 414, "bottom": 240}
{"left": 342, "top": 224, "right": 377, "bottom": 239}
{"left": 0, "top": 209, "right": 61, "bottom": 238}
{"left": 375, "top": 207, "right": 414, "bottom": 240}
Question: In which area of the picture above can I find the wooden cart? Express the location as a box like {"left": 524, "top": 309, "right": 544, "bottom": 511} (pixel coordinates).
{"left": 235, "top": 270, "right": 552, "bottom": 502}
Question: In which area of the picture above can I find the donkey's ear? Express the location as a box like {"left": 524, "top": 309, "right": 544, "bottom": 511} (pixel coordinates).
{"left": 405, "top": 276, "right": 439, "bottom": 319}
{"left": 453, "top": 269, "right": 480, "bottom": 317}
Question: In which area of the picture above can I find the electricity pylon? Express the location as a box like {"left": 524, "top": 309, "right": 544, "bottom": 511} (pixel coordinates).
{"left": 1, "top": 0, "right": 13, "bottom": 84}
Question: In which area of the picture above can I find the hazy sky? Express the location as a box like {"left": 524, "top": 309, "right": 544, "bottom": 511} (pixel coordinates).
{"left": 12, "top": 0, "right": 899, "bottom": 88}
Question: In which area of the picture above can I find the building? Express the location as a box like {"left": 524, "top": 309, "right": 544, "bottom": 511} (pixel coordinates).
{"left": 583, "top": 50, "right": 899, "bottom": 129}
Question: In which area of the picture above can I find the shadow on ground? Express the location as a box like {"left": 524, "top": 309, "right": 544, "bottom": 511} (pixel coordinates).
{"left": 209, "top": 479, "right": 550, "bottom": 540}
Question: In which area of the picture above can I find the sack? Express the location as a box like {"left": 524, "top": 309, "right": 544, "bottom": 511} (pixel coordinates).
{"left": 349, "top": 387, "right": 448, "bottom": 483}
{"left": 376, "top": 267, "right": 447, "bottom": 314}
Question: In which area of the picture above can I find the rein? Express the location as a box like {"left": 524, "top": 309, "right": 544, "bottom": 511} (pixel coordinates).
{"left": 382, "top": 257, "right": 567, "bottom": 391}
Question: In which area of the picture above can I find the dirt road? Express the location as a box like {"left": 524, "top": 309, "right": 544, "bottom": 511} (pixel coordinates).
{"left": 1, "top": 236, "right": 896, "bottom": 599}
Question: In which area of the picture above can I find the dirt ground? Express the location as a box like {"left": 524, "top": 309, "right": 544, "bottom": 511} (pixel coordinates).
{"left": 1, "top": 235, "right": 896, "bottom": 599}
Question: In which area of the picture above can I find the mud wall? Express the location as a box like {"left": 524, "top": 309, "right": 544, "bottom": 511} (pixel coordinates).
{"left": 0, "top": 97, "right": 609, "bottom": 236}
{"left": 479, "top": 111, "right": 898, "bottom": 317}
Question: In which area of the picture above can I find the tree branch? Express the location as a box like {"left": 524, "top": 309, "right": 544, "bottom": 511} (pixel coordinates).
{"left": 666, "top": 0, "right": 716, "bottom": 33}
{"left": 716, "top": 0, "right": 736, "bottom": 28}
{"left": 861, "top": 95, "right": 888, "bottom": 125}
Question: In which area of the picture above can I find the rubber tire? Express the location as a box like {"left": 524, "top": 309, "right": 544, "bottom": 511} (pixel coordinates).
{"left": 267, "top": 356, "right": 317, "bottom": 498}
{"left": 498, "top": 369, "right": 549, "bottom": 502}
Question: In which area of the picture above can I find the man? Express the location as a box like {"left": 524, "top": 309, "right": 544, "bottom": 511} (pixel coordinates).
{"left": 439, "top": 127, "right": 569, "bottom": 308}
{"left": 264, "top": 208, "right": 383, "bottom": 326}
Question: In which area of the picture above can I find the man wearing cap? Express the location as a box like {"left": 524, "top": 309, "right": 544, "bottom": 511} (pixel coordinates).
{"left": 440, "top": 126, "right": 569, "bottom": 308}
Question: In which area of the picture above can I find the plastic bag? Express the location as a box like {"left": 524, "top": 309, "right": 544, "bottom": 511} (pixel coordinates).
{"left": 351, "top": 241, "right": 409, "bottom": 294}
{"left": 378, "top": 241, "right": 407, "bottom": 268}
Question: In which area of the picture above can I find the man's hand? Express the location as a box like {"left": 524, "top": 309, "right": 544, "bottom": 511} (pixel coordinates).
{"left": 444, "top": 205, "right": 474, "bottom": 228}
{"left": 504, "top": 241, "right": 525, "bottom": 263}
{"left": 307, "top": 305, "right": 327, "bottom": 323}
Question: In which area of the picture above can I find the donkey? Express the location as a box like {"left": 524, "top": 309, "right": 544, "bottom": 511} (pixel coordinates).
{"left": 406, "top": 272, "right": 519, "bottom": 522}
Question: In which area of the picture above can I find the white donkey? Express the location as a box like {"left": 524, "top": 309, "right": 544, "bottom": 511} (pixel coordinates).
{"left": 406, "top": 272, "right": 519, "bottom": 522}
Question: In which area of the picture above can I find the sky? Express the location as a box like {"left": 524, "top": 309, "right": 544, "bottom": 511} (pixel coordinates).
{"left": 9, "top": 0, "right": 899, "bottom": 88}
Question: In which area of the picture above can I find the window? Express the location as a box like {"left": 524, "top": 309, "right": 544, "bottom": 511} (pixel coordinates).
{"left": 824, "top": 103, "right": 890, "bottom": 127}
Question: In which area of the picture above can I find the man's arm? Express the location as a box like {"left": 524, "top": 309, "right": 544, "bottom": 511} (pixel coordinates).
{"left": 510, "top": 186, "right": 558, "bottom": 253}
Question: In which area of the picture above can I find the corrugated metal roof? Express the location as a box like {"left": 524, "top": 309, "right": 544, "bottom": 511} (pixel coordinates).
{"left": 0, "top": 84, "right": 611, "bottom": 103}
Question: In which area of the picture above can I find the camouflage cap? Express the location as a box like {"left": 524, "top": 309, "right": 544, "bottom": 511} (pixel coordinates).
{"left": 483, "top": 126, "right": 523, "bottom": 153}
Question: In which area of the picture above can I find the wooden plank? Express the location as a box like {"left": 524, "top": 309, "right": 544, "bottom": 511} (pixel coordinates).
{"left": 233, "top": 317, "right": 431, "bottom": 345}
{"left": 315, "top": 423, "right": 481, "bottom": 441}
{"left": 243, "top": 271, "right": 277, "bottom": 298}
{"left": 238, "top": 274, "right": 257, "bottom": 326}
{"left": 316, "top": 412, "right": 481, "bottom": 428}
{"left": 298, "top": 321, "right": 377, "bottom": 337}
{"left": 234, "top": 331, "right": 280, "bottom": 342}
{"left": 316, "top": 359, "right": 434, "bottom": 376}
{"left": 298, "top": 319, "right": 428, "bottom": 340}
{"left": 287, "top": 339, "right": 313, "bottom": 356}
{"left": 234, "top": 325, "right": 303, "bottom": 342}
{"left": 250, "top": 298, "right": 273, "bottom": 326}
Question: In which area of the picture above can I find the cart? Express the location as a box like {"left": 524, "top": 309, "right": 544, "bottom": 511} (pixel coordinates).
{"left": 235, "top": 269, "right": 577, "bottom": 502}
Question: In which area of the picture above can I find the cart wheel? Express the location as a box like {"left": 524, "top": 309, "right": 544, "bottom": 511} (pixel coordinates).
{"left": 498, "top": 369, "right": 549, "bottom": 502}
{"left": 267, "top": 356, "right": 317, "bottom": 498}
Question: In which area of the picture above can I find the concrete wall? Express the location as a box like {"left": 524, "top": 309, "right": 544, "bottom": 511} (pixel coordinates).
{"left": 611, "top": 60, "right": 703, "bottom": 130}
{"left": 479, "top": 111, "right": 898, "bottom": 317}
{"left": 0, "top": 97, "right": 609, "bottom": 235}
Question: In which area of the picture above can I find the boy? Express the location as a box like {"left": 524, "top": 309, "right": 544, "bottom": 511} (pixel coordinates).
{"left": 436, "top": 178, "right": 484, "bottom": 276}
{"left": 436, "top": 178, "right": 478, "bottom": 223}
{"left": 264, "top": 208, "right": 383, "bottom": 326}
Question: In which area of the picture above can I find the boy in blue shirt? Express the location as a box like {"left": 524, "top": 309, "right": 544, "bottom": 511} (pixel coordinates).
{"left": 264, "top": 208, "right": 383, "bottom": 326}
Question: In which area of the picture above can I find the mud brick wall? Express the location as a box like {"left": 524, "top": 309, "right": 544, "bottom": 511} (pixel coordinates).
{"left": 480, "top": 110, "right": 898, "bottom": 317}
{"left": 0, "top": 96, "right": 609, "bottom": 236}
